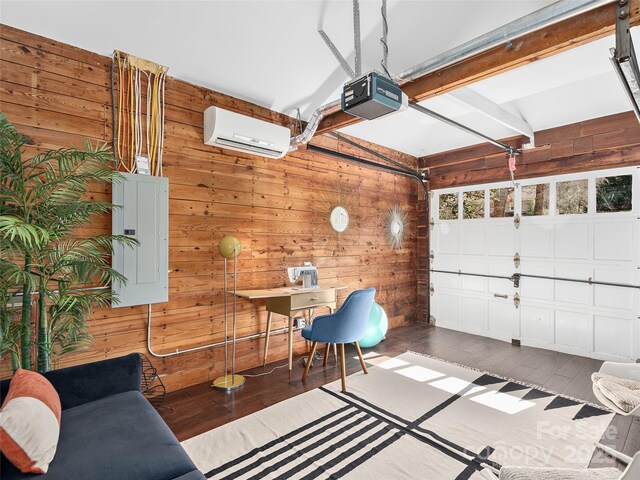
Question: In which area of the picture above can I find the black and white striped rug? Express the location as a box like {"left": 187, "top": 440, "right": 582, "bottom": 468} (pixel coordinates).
{"left": 182, "top": 351, "right": 614, "bottom": 479}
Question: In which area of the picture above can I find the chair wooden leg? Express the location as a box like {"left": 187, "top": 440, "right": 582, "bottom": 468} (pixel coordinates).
{"left": 323, "top": 343, "right": 330, "bottom": 367}
{"left": 302, "top": 341, "right": 317, "bottom": 382}
{"left": 339, "top": 343, "right": 347, "bottom": 393}
{"left": 333, "top": 343, "right": 338, "bottom": 362}
{"left": 354, "top": 341, "right": 368, "bottom": 375}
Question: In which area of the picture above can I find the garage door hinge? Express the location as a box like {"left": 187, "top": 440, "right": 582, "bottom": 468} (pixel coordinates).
{"left": 513, "top": 292, "right": 520, "bottom": 309}
{"left": 512, "top": 273, "right": 521, "bottom": 288}
{"left": 429, "top": 250, "right": 434, "bottom": 261}
{"left": 514, "top": 213, "right": 521, "bottom": 229}
{"left": 429, "top": 283, "right": 435, "bottom": 296}
{"left": 513, "top": 253, "right": 520, "bottom": 268}
{"left": 429, "top": 218, "right": 434, "bottom": 230}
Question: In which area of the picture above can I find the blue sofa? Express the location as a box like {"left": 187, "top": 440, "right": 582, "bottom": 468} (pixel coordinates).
{"left": 0, "top": 354, "right": 205, "bottom": 480}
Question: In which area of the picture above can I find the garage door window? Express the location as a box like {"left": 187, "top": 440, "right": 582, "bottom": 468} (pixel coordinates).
{"left": 596, "top": 174, "right": 632, "bottom": 213}
{"left": 522, "top": 183, "right": 549, "bottom": 216}
{"left": 556, "top": 179, "right": 588, "bottom": 215}
{"left": 463, "top": 190, "right": 484, "bottom": 219}
{"left": 489, "top": 187, "right": 514, "bottom": 218}
{"left": 439, "top": 193, "right": 458, "bottom": 220}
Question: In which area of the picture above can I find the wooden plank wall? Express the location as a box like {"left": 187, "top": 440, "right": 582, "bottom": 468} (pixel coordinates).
{"left": 416, "top": 111, "right": 640, "bottom": 320}
{"left": 0, "top": 25, "right": 420, "bottom": 391}
{"left": 420, "top": 111, "right": 640, "bottom": 189}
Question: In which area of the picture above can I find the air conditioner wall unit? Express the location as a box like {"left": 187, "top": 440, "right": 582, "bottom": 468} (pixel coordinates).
{"left": 203, "top": 106, "right": 291, "bottom": 159}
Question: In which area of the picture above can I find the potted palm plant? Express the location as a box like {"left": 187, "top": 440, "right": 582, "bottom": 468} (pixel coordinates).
{"left": 0, "top": 113, "right": 136, "bottom": 372}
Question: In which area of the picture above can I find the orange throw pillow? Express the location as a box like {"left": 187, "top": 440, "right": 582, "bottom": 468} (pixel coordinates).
{"left": 0, "top": 368, "right": 62, "bottom": 474}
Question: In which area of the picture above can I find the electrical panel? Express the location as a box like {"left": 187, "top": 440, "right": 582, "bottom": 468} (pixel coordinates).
{"left": 112, "top": 173, "right": 168, "bottom": 307}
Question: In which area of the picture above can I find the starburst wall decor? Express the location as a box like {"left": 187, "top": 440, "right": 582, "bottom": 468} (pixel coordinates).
{"left": 385, "top": 205, "right": 407, "bottom": 250}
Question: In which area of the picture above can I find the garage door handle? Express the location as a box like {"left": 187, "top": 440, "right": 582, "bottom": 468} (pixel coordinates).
{"left": 493, "top": 293, "right": 508, "bottom": 299}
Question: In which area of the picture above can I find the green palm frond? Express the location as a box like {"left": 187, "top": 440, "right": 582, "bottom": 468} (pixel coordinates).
{"left": 0, "top": 114, "right": 138, "bottom": 371}
{"left": 0, "top": 113, "right": 30, "bottom": 156}
{"left": 0, "top": 257, "right": 28, "bottom": 361}
{"left": 0, "top": 258, "right": 37, "bottom": 293}
{"left": 48, "top": 290, "right": 106, "bottom": 361}
{"left": 40, "top": 201, "right": 115, "bottom": 234}
{"left": 0, "top": 317, "right": 23, "bottom": 365}
{"left": 91, "top": 234, "right": 138, "bottom": 252}
{"left": 0, "top": 216, "right": 51, "bottom": 250}
{"left": 43, "top": 236, "right": 131, "bottom": 284}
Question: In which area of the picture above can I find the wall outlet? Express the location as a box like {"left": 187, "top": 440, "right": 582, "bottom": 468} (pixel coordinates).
{"left": 293, "top": 317, "right": 306, "bottom": 329}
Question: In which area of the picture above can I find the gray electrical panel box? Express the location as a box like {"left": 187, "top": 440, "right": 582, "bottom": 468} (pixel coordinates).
{"left": 112, "top": 173, "right": 169, "bottom": 307}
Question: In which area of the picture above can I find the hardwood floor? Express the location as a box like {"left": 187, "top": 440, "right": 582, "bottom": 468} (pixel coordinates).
{"left": 159, "top": 323, "right": 638, "bottom": 468}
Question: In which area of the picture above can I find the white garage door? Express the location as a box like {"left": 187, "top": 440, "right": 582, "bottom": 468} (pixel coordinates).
{"left": 430, "top": 166, "right": 640, "bottom": 361}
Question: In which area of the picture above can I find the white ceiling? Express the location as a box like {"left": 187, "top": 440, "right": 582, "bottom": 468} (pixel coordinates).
{"left": 341, "top": 30, "right": 637, "bottom": 156}
{"left": 2, "top": 1, "right": 636, "bottom": 157}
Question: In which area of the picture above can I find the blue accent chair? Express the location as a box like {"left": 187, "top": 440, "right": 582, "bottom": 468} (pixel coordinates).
{"left": 301, "top": 288, "right": 376, "bottom": 392}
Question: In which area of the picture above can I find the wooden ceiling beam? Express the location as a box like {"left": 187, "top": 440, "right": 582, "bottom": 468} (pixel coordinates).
{"left": 315, "top": 2, "right": 639, "bottom": 136}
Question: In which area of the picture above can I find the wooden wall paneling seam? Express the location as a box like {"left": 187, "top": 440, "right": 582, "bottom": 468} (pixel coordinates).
{"left": 417, "top": 136, "right": 525, "bottom": 169}
{"left": 419, "top": 112, "right": 640, "bottom": 170}
{"left": 427, "top": 147, "right": 640, "bottom": 189}
{"left": 420, "top": 112, "right": 640, "bottom": 188}
{"left": 0, "top": 39, "right": 110, "bottom": 88}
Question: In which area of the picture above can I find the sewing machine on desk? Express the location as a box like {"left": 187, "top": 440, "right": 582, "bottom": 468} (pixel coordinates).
{"left": 235, "top": 263, "right": 346, "bottom": 377}
{"left": 287, "top": 262, "right": 318, "bottom": 289}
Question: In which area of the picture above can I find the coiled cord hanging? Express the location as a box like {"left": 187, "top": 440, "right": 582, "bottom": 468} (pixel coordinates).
{"left": 380, "top": 0, "right": 391, "bottom": 78}
{"left": 353, "top": 0, "right": 362, "bottom": 77}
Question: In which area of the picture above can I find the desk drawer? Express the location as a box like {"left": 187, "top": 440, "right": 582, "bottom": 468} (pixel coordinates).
{"left": 291, "top": 290, "right": 336, "bottom": 310}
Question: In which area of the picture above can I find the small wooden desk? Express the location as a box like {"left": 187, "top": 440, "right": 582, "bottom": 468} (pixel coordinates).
{"left": 235, "top": 286, "right": 347, "bottom": 376}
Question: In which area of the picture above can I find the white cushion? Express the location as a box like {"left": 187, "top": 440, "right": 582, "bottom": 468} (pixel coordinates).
{"left": 592, "top": 372, "right": 640, "bottom": 413}
{"left": 499, "top": 466, "right": 621, "bottom": 480}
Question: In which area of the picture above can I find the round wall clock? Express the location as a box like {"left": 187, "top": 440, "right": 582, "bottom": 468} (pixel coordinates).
{"left": 330, "top": 206, "right": 349, "bottom": 233}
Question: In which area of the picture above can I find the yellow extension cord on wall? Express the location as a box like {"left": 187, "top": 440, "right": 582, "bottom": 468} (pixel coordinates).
{"left": 112, "top": 50, "right": 168, "bottom": 176}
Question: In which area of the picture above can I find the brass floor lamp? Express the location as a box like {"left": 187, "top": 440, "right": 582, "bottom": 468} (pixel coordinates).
{"left": 212, "top": 235, "right": 245, "bottom": 391}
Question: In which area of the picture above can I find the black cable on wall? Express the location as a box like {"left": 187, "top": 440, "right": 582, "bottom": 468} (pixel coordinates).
{"left": 306, "top": 143, "right": 431, "bottom": 321}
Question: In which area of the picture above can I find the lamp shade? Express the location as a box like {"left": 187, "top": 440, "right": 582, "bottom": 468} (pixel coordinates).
{"left": 218, "top": 235, "right": 242, "bottom": 259}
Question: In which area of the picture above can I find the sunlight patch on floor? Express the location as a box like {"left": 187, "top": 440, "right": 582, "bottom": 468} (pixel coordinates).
{"left": 395, "top": 366, "right": 446, "bottom": 382}
{"left": 429, "top": 377, "right": 486, "bottom": 396}
{"left": 374, "top": 357, "right": 411, "bottom": 369}
{"left": 470, "top": 391, "right": 536, "bottom": 414}
{"left": 355, "top": 351, "right": 382, "bottom": 361}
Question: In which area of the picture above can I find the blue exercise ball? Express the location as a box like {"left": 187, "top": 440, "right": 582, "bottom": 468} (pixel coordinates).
{"left": 359, "top": 302, "right": 388, "bottom": 348}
